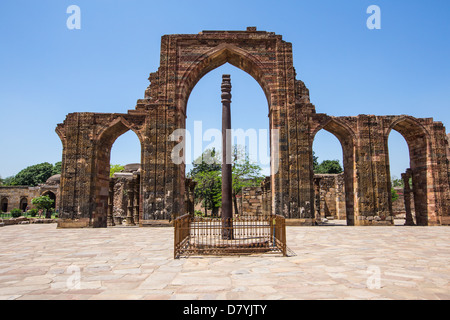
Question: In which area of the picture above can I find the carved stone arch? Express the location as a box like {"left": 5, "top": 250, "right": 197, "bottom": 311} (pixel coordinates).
{"left": 93, "top": 115, "right": 144, "bottom": 227}
{"left": 385, "top": 115, "right": 432, "bottom": 225}
{"left": 386, "top": 115, "right": 431, "bottom": 141}
{"left": 311, "top": 117, "right": 357, "bottom": 145}
{"left": 97, "top": 115, "right": 144, "bottom": 149}
{"left": 177, "top": 43, "right": 273, "bottom": 114}
{"left": 153, "top": 29, "right": 302, "bottom": 220}
{"left": 311, "top": 116, "right": 357, "bottom": 225}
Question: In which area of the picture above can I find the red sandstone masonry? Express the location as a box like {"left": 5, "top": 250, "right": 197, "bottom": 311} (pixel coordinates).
{"left": 55, "top": 28, "right": 450, "bottom": 227}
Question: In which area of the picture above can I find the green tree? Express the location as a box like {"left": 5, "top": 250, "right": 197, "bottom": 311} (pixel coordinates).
{"left": 314, "top": 160, "right": 343, "bottom": 174}
{"left": 391, "top": 188, "right": 399, "bottom": 202}
{"left": 231, "top": 146, "right": 264, "bottom": 215}
{"left": 10, "top": 208, "right": 23, "bottom": 218}
{"left": 1, "top": 176, "right": 16, "bottom": 186}
{"left": 189, "top": 148, "right": 221, "bottom": 176}
{"left": 194, "top": 170, "right": 222, "bottom": 217}
{"left": 312, "top": 151, "right": 319, "bottom": 172}
{"left": 188, "top": 149, "right": 222, "bottom": 216}
{"left": 53, "top": 161, "right": 62, "bottom": 175}
{"left": 110, "top": 164, "right": 125, "bottom": 177}
{"left": 31, "top": 195, "right": 55, "bottom": 218}
{"left": 13, "top": 163, "right": 54, "bottom": 186}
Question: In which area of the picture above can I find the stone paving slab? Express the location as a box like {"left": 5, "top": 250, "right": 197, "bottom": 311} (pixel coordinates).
{"left": 0, "top": 223, "right": 449, "bottom": 300}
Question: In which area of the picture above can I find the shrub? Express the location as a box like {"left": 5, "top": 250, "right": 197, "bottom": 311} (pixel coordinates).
{"left": 27, "top": 208, "right": 39, "bottom": 217}
{"left": 10, "top": 208, "right": 23, "bottom": 218}
{"left": 391, "top": 188, "right": 399, "bottom": 202}
{"left": 194, "top": 210, "right": 204, "bottom": 217}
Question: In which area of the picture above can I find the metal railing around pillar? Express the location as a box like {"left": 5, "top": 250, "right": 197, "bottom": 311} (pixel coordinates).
{"left": 174, "top": 214, "right": 287, "bottom": 259}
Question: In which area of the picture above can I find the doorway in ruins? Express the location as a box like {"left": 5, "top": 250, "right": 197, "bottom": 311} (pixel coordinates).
{"left": 312, "top": 120, "right": 356, "bottom": 226}
{"left": 94, "top": 121, "right": 143, "bottom": 227}
{"left": 1, "top": 197, "right": 8, "bottom": 213}
{"left": 386, "top": 117, "right": 431, "bottom": 226}
{"left": 42, "top": 191, "right": 56, "bottom": 206}
{"left": 185, "top": 64, "right": 271, "bottom": 217}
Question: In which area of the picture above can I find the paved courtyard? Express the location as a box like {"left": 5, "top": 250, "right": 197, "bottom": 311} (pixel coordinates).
{"left": 0, "top": 223, "right": 449, "bottom": 300}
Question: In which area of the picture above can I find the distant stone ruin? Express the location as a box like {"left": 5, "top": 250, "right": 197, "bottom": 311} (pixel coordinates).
{"left": 54, "top": 28, "right": 450, "bottom": 227}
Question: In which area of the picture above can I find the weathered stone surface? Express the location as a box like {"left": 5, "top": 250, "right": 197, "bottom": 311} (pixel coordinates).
{"left": 54, "top": 28, "right": 450, "bottom": 227}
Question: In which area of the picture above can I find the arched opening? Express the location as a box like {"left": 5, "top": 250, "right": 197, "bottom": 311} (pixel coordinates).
{"left": 95, "top": 119, "right": 143, "bottom": 227}
{"left": 109, "top": 130, "right": 142, "bottom": 226}
{"left": 42, "top": 191, "right": 56, "bottom": 209}
{"left": 387, "top": 130, "right": 413, "bottom": 225}
{"left": 313, "top": 130, "right": 345, "bottom": 223}
{"left": 178, "top": 44, "right": 272, "bottom": 114}
{"left": 1, "top": 197, "right": 8, "bottom": 213}
{"left": 311, "top": 119, "right": 356, "bottom": 226}
{"left": 20, "top": 197, "right": 28, "bottom": 212}
{"left": 387, "top": 118, "right": 430, "bottom": 226}
{"left": 185, "top": 63, "right": 270, "bottom": 217}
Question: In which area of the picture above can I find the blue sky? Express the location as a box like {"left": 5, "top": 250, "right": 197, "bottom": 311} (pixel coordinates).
{"left": 0, "top": 0, "right": 449, "bottom": 179}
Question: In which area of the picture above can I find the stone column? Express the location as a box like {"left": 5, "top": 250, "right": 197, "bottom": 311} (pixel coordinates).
{"left": 402, "top": 169, "right": 415, "bottom": 226}
{"left": 107, "top": 178, "right": 116, "bottom": 227}
{"left": 221, "top": 74, "right": 233, "bottom": 239}
{"left": 133, "top": 174, "right": 140, "bottom": 225}
{"left": 314, "top": 177, "right": 321, "bottom": 222}
{"left": 126, "top": 180, "right": 135, "bottom": 226}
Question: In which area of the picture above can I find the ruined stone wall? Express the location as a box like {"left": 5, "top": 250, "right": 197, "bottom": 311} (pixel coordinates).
{"left": 0, "top": 185, "right": 59, "bottom": 213}
{"left": 0, "top": 187, "right": 40, "bottom": 212}
{"left": 314, "top": 174, "right": 346, "bottom": 220}
{"left": 392, "top": 186, "right": 415, "bottom": 219}
{"left": 112, "top": 178, "right": 129, "bottom": 223}
{"left": 240, "top": 187, "right": 264, "bottom": 216}
{"left": 55, "top": 28, "right": 450, "bottom": 227}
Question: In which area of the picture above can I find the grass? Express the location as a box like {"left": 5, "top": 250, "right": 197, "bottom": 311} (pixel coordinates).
{"left": 0, "top": 212, "right": 58, "bottom": 220}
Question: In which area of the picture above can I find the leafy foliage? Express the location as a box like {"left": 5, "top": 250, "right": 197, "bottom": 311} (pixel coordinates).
{"left": 188, "top": 149, "right": 222, "bottom": 216}
{"left": 2, "top": 162, "right": 62, "bottom": 186}
{"left": 391, "top": 188, "right": 399, "bottom": 202}
{"left": 53, "top": 161, "right": 62, "bottom": 175}
{"left": 187, "top": 146, "right": 264, "bottom": 216}
{"left": 10, "top": 208, "right": 23, "bottom": 218}
{"left": 0, "top": 176, "right": 16, "bottom": 186}
{"left": 13, "top": 163, "right": 55, "bottom": 186}
{"left": 231, "top": 146, "right": 264, "bottom": 214}
{"left": 391, "top": 176, "right": 412, "bottom": 189}
{"left": 31, "top": 195, "right": 54, "bottom": 212}
{"left": 110, "top": 164, "right": 125, "bottom": 177}
{"left": 27, "top": 208, "right": 39, "bottom": 217}
{"left": 314, "top": 159, "right": 343, "bottom": 174}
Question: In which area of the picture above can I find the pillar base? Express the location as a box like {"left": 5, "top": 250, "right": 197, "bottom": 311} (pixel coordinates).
{"left": 285, "top": 218, "right": 316, "bottom": 226}
{"left": 57, "top": 218, "right": 90, "bottom": 229}
{"left": 355, "top": 216, "right": 394, "bottom": 226}
{"left": 125, "top": 217, "right": 136, "bottom": 226}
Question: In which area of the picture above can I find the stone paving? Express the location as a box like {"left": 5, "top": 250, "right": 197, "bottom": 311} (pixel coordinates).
{"left": 0, "top": 223, "right": 449, "bottom": 300}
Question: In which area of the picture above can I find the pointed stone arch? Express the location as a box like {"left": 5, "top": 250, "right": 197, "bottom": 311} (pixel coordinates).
{"left": 55, "top": 28, "right": 449, "bottom": 227}
{"left": 311, "top": 117, "right": 357, "bottom": 225}
{"left": 386, "top": 116, "right": 432, "bottom": 225}
{"left": 177, "top": 43, "right": 273, "bottom": 114}
{"left": 93, "top": 116, "right": 144, "bottom": 227}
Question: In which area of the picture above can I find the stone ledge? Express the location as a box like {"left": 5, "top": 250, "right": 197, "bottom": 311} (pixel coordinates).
{"left": 438, "top": 216, "right": 450, "bottom": 226}
{"left": 285, "top": 218, "right": 316, "bottom": 226}
{"left": 139, "top": 220, "right": 173, "bottom": 227}
{"left": 57, "top": 219, "right": 90, "bottom": 229}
